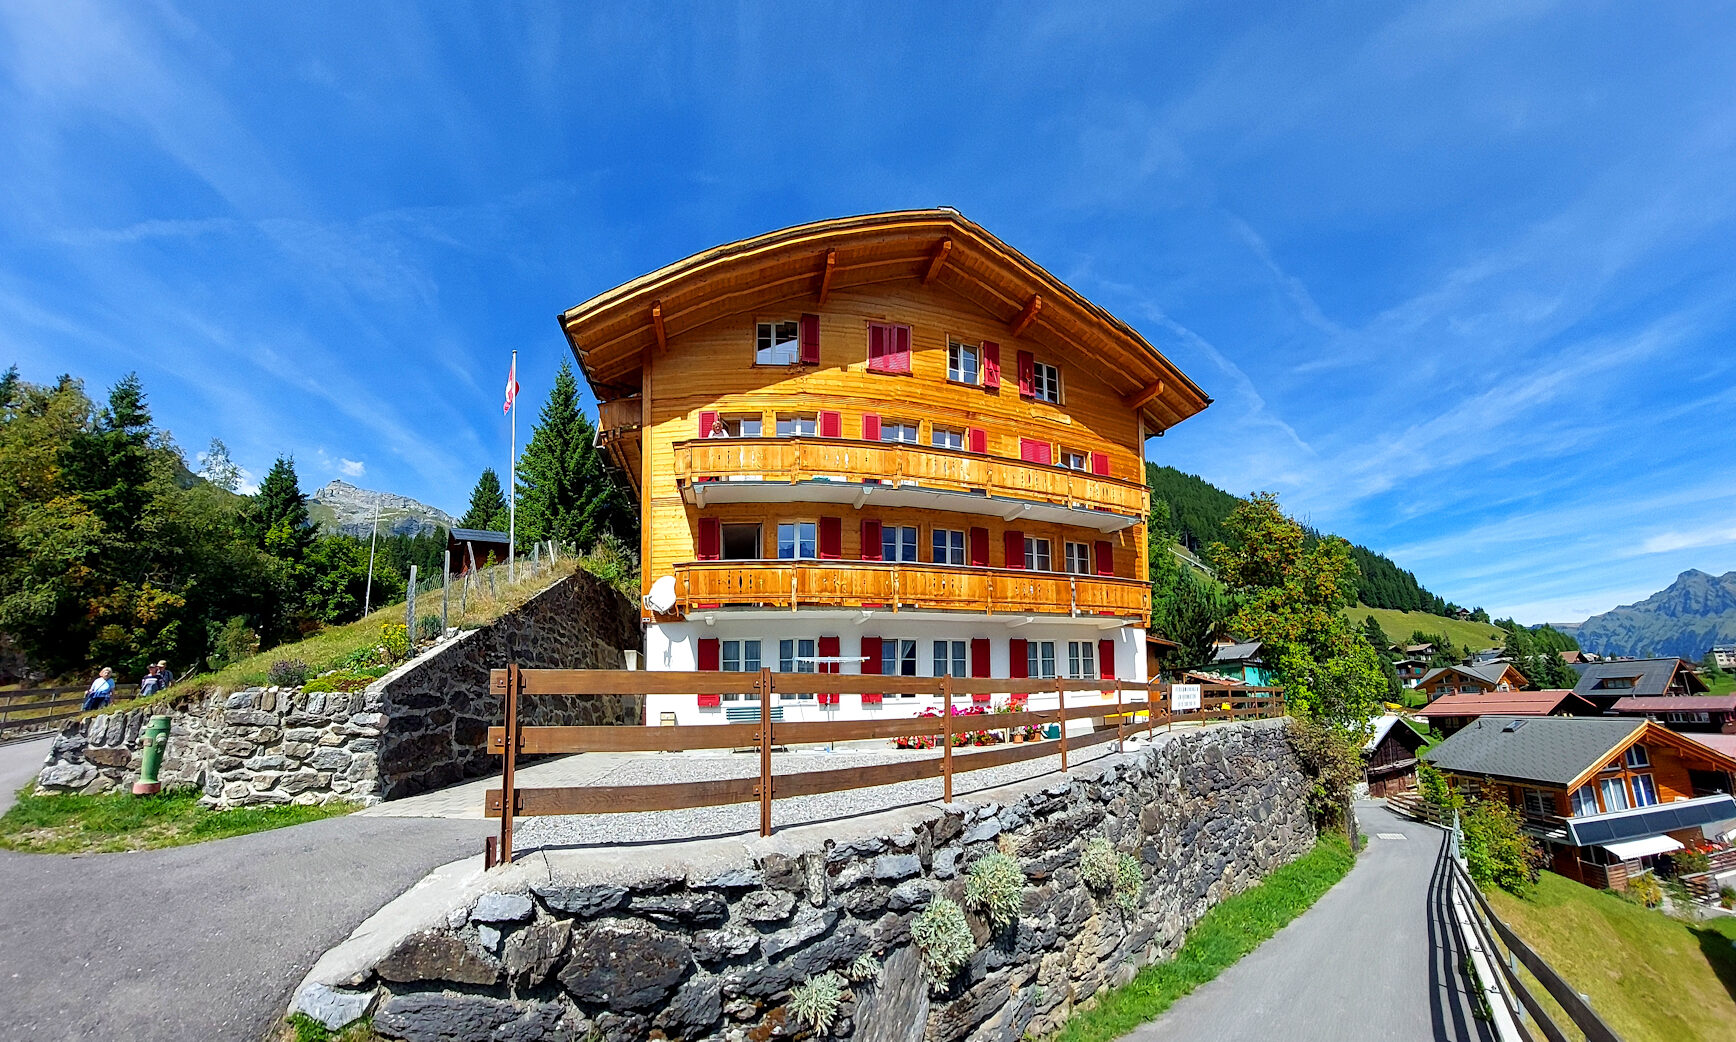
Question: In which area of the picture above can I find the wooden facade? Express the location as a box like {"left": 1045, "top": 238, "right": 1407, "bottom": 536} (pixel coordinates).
{"left": 562, "top": 211, "right": 1210, "bottom": 724}
{"left": 1417, "top": 662, "right": 1528, "bottom": 700}
{"left": 1364, "top": 718, "right": 1425, "bottom": 797}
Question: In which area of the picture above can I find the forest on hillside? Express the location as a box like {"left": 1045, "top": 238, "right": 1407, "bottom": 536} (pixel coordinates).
{"left": 1144, "top": 464, "right": 1465, "bottom": 618}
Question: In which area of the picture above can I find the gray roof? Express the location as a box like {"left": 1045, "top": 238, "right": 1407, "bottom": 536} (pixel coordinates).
{"left": 1363, "top": 714, "right": 1424, "bottom": 754}
{"left": 1419, "top": 662, "right": 1515, "bottom": 688}
{"left": 1570, "top": 658, "right": 1697, "bottom": 698}
{"left": 1423, "top": 715, "right": 1644, "bottom": 787}
{"left": 449, "top": 527, "right": 510, "bottom": 542}
{"left": 1211, "top": 642, "right": 1263, "bottom": 665}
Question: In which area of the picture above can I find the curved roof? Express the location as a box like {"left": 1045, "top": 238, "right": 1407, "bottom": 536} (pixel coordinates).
{"left": 558, "top": 209, "right": 1212, "bottom": 432}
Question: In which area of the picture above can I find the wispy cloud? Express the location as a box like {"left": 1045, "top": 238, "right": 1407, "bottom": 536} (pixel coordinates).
{"left": 338, "top": 458, "right": 365, "bottom": 478}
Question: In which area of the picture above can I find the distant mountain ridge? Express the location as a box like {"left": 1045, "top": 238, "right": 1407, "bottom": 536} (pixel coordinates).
{"left": 308, "top": 480, "right": 456, "bottom": 539}
{"left": 1573, "top": 569, "right": 1736, "bottom": 660}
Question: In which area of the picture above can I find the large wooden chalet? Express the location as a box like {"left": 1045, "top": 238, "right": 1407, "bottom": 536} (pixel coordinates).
{"left": 1417, "top": 661, "right": 1527, "bottom": 700}
{"left": 559, "top": 210, "right": 1211, "bottom": 724}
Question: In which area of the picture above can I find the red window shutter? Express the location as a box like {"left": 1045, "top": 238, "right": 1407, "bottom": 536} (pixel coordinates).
{"left": 697, "top": 637, "right": 720, "bottom": 671}
{"left": 697, "top": 518, "right": 720, "bottom": 561}
{"left": 891, "top": 325, "right": 912, "bottom": 373}
{"left": 1017, "top": 350, "right": 1035, "bottom": 397}
{"left": 1099, "top": 639, "right": 1116, "bottom": 682}
{"left": 981, "top": 342, "right": 1001, "bottom": 388}
{"left": 860, "top": 637, "right": 882, "bottom": 673}
{"left": 863, "top": 414, "right": 880, "bottom": 441}
{"left": 1090, "top": 452, "right": 1109, "bottom": 476}
{"left": 819, "top": 410, "right": 842, "bottom": 438}
{"left": 970, "top": 638, "right": 991, "bottom": 678}
{"left": 1009, "top": 639, "right": 1028, "bottom": 679}
{"left": 969, "top": 527, "right": 989, "bottom": 567}
{"left": 1004, "top": 530, "right": 1025, "bottom": 569}
{"left": 1095, "top": 540, "right": 1114, "bottom": 576}
{"left": 698, "top": 410, "right": 718, "bottom": 438}
{"left": 799, "top": 313, "right": 820, "bottom": 364}
{"left": 818, "top": 516, "right": 842, "bottom": 559}
{"left": 967, "top": 427, "right": 987, "bottom": 454}
{"left": 868, "top": 323, "right": 887, "bottom": 372}
{"left": 861, "top": 520, "right": 882, "bottom": 561}
{"left": 1019, "top": 438, "right": 1052, "bottom": 465}
{"left": 818, "top": 635, "right": 840, "bottom": 674}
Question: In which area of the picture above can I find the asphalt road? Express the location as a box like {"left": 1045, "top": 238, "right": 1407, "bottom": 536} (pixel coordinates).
{"left": 1123, "top": 800, "right": 1498, "bottom": 1042}
{"left": 0, "top": 737, "right": 491, "bottom": 1042}
{"left": 0, "top": 735, "right": 51, "bottom": 815}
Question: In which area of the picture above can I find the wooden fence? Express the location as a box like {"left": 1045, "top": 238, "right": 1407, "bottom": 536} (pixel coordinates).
{"left": 0, "top": 684, "right": 143, "bottom": 737}
{"left": 481, "top": 668, "right": 1284, "bottom": 866}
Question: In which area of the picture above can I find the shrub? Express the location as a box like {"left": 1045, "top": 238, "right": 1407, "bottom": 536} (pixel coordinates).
{"left": 1628, "top": 872, "right": 1663, "bottom": 908}
{"left": 1287, "top": 717, "right": 1365, "bottom": 827}
{"left": 1460, "top": 798, "right": 1542, "bottom": 895}
{"left": 787, "top": 971, "right": 846, "bottom": 1033}
{"left": 910, "top": 896, "right": 974, "bottom": 983}
{"left": 1719, "top": 885, "right": 1734, "bottom": 910}
{"left": 1417, "top": 761, "right": 1462, "bottom": 812}
{"left": 1113, "top": 853, "right": 1144, "bottom": 911}
{"left": 379, "top": 623, "right": 410, "bottom": 662}
{"left": 964, "top": 851, "right": 1026, "bottom": 928}
{"left": 267, "top": 659, "right": 310, "bottom": 688}
{"left": 207, "top": 615, "right": 260, "bottom": 670}
{"left": 1079, "top": 837, "right": 1118, "bottom": 891}
{"left": 1669, "top": 848, "right": 1712, "bottom": 875}
{"left": 417, "top": 614, "right": 443, "bottom": 642}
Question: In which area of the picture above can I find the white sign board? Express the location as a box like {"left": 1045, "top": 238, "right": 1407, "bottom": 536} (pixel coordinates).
{"left": 1170, "top": 684, "right": 1202, "bottom": 712}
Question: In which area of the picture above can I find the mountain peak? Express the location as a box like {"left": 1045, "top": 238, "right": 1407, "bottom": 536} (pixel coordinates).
{"left": 308, "top": 481, "right": 456, "bottom": 539}
{"left": 1576, "top": 568, "right": 1736, "bottom": 659}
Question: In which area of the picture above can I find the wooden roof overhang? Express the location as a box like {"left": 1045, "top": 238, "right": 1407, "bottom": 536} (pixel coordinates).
{"left": 1562, "top": 720, "right": 1736, "bottom": 793}
{"left": 558, "top": 209, "right": 1212, "bottom": 435}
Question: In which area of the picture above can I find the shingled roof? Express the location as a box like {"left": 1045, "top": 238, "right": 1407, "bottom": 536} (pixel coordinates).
{"left": 1424, "top": 716, "right": 1644, "bottom": 787}
{"left": 1418, "top": 662, "right": 1518, "bottom": 689}
{"left": 1416, "top": 690, "right": 1596, "bottom": 719}
{"left": 1571, "top": 658, "right": 1707, "bottom": 698}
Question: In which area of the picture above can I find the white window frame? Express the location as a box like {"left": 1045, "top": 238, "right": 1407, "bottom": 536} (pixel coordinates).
{"left": 756, "top": 320, "right": 800, "bottom": 365}
{"left": 1024, "top": 537, "right": 1052, "bottom": 572}
{"left": 1630, "top": 773, "right": 1658, "bottom": 807}
{"left": 1571, "top": 784, "right": 1599, "bottom": 816}
{"left": 931, "top": 427, "right": 964, "bottom": 451}
{"left": 1027, "top": 641, "right": 1057, "bottom": 679}
{"left": 721, "top": 640, "right": 762, "bottom": 698}
{"left": 777, "top": 521, "right": 817, "bottom": 560}
{"left": 776, "top": 414, "right": 818, "bottom": 437}
{"left": 720, "top": 523, "right": 761, "bottom": 561}
{"left": 933, "top": 640, "right": 967, "bottom": 677}
{"left": 1598, "top": 776, "right": 1630, "bottom": 812}
{"left": 722, "top": 415, "right": 762, "bottom": 437}
{"left": 779, "top": 638, "right": 818, "bottom": 692}
{"left": 1067, "top": 640, "right": 1097, "bottom": 680}
{"left": 1032, "top": 361, "right": 1061, "bottom": 403}
{"left": 1059, "top": 450, "right": 1088, "bottom": 471}
{"left": 933, "top": 528, "right": 966, "bottom": 566}
{"left": 1064, "top": 541, "right": 1091, "bottom": 576}
{"left": 1520, "top": 788, "right": 1552, "bottom": 817}
{"left": 880, "top": 639, "right": 918, "bottom": 686}
{"left": 1624, "top": 745, "right": 1650, "bottom": 769}
{"left": 882, "top": 525, "right": 918, "bottom": 563}
{"left": 879, "top": 420, "right": 919, "bottom": 444}
{"left": 947, "top": 341, "right": 979, "bottom": 385}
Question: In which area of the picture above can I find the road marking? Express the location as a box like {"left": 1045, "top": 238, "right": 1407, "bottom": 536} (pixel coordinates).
{"left": 1376, "top": 833, "right": 1407, "bottom": 840}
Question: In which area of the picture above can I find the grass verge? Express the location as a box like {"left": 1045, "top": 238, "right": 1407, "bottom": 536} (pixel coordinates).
{"left": 281, "top": 1013, "right": 379, "bottom": 1042}
{"left": 1048, "top": 833, "right": 1356, "bottom": 1042}
{"left": 0, "top": 787, "right": 355, "bottom": 854}
{"left": 1485, "top": 870, "right": 1736, "bottom": 1042}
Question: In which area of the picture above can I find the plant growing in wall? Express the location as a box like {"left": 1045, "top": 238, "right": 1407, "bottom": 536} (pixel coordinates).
{"left": 1079, "top": 837, "right": 1118, "bottom": 891}
{"left": 910, "top": 896, "right": 975, "bottom": 984}
{"left": 846, "top": 953, "right": 882, "bottom": 984}
{"left": 788, "top": 971, "right": 846, "bottom": 1033}
{"left": 267, "top": 658, "right": 310, "bottom": 687}
{"left": 1113, "top": 853, "right": 1143, "bottom": 911}
{"left": 964, "top": 851, "right": 1026, "bottom": 928}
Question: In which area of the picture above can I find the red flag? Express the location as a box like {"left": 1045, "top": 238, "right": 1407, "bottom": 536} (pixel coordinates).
{"left": 503, "top": 356, "right": 519, "bottom": 415}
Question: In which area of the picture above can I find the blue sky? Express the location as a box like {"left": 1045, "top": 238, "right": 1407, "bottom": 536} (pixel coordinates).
{"left": 3, "top": 1, "right": 1733, "bottom": 624}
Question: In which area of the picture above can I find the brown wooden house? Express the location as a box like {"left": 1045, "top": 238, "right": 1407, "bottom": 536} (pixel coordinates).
{"left": 1363, "top": 715, "right": 1426, "bottom": 796}
{"left": 1417, "top": 662, "right": 1528, "bottom": 700}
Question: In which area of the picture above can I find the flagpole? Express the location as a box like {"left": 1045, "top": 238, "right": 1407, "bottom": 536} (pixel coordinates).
{"left": 508, "top": 349, "right": 517, "bottom": 583}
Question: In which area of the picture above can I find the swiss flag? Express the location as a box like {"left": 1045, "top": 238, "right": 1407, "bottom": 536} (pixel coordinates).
{"left": 503, "top": 356, "right": 520, "bottom": 415}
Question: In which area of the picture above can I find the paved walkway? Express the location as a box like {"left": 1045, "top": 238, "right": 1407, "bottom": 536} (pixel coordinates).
{"left": 1124, "top": 800, "right": 1497, "bottom": 1042}
{"left": 0, "top": 734, "right": 52, "bottom": 814}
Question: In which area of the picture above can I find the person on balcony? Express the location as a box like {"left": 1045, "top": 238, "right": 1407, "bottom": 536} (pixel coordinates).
{"left": 708, "top": 417, "right": 728, "bottom": 439}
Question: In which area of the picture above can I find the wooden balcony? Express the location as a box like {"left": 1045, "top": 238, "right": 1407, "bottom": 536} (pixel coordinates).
{"left": 675, "top": 437, "right": 1148, "bottom": 531}
{"left": 597, "top": 397, "right": 644, "bottom": 491}
{"left": 673, "top": 559, "right": 1150, "bottom": 621}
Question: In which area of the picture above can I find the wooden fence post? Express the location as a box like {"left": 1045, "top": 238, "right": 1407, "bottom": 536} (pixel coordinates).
{"left": 1057, "top": 677, "right": 1068, "bottom": 771}
{"left": 1115, "top": 681, "right": 1124, "bottom": 751}
{"left": 497, "top": 663, "right": 520, "bottom": 867}
{"left": 942, "top": 674, "right": 954, "bottom": 803}
{"left": 441, "top": 551, "right": 450, "bottom": 635}
{"left": 758, "top": 667, "right": 773, "bottom": 837}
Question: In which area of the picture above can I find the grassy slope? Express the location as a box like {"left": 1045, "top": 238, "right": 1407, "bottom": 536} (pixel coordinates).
{"left": 1345, "top": 605, "right": 1507, "bottom": 651}
{"left": 1049, "top": 835, "right": 1356, "bottom": 1042}
{"left": 1486, "top": 872, "right": 1736, "bottom": 1042}
{"left": 0, "top": 788, "right": 354, "bottom": 854}
{"left": 1707, "top": 673, "right": 1736, "bottom": 696}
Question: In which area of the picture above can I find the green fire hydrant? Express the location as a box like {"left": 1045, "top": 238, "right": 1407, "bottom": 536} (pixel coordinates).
{"left": 132, "top": 715, "right": 172, "bottom": 796}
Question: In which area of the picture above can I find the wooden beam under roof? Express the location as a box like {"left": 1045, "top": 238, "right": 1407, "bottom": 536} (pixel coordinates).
{"left": 1010, "top": 293, "right": 1043, "bottom": 337}
{"left": 651, "top": 300, "right": 668, "bottom": 353}
{"left": 816, "top": 248, "right": 838, "bottom": 304}
{"left": 1123, "top": 379, "right": 1166, "bottom": 410}
{"left": 922, "top": 238, "right": 953, "bottom": 284}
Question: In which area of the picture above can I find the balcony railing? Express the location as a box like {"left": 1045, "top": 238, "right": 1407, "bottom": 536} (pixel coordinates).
{"left": 673, "top": 559, "right": 1150, "bottom": 620}
{"left": 674, "top": 437, "right": 1148, "bottom": 520}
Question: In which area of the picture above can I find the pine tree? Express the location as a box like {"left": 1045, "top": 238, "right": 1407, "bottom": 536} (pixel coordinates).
{"left": 460, "top": 468, "right": 509, "bottom": 532}
{"left": 514, "top": 360, "right": 636, "bottom": 552}
{"left": 249, "top": 455, "right": 315, "bottom": 561}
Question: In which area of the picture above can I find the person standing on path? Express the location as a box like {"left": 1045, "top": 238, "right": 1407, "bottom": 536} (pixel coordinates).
{"left": 82, "top": 667, "right": 116, "bottom": 711}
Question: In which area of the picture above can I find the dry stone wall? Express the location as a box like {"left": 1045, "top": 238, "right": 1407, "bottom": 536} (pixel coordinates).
{"left": 35, "top": 569, "right": 643, "bottom": 807}
{"left": 293, "top": 720, "right": 1314, "bottom": 1042}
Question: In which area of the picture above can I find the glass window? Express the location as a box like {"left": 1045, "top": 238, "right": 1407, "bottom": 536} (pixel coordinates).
{"left": 1027, "top": 641, "right": 1057, "bottom": 679}
{"left": 931, "top": 427, "right": 964, "bottom": 450}
{"left": 1032, "top": 361, "right": 1060, "bottom": 403}
{"left": 720, "top": 640, "right": 762, "bottom": 700}
{"left": 778, "top": 522, "right": 817, "bottom": 559}
{"left": 1067, "top": 641, "right": 1097, "bottom": 680}
{"left": 879, "top": 639, "right": 918, "bottom": 683}
{"left": 756, "top": 321, "right": 800, "bottom": 365}
{"left": 880, "top": 421, "right": 919, "bottom": 444}
{"left": 933, "top": 641, "right": 967, "bottom": 677}
{"left": 947, "top": 341, "right": 979, "bottom": 384}
{"left": 1571, "top": 784, "right": 1599, "bottom": 816}
{"left": 721, "top": 523, "right": 760, "bottom": 561}
{"left": 1521, "top": 789, "right": 1552, "bottom": 817}
{"left": 722, "top": 415, "right": 762, "bottom": 437}
{"left": 779, "top": 639, "right": 817, "bottom": 693}
{"left": 1630, "top": 774, "right": 1658, "bottom": 807}
{"left": 1624, "top": 745, "right": 1650, "bottom": 768}
{"left": 1059, "top": 451, "right": 1088, "bottom": 471}
{"left": 776, "top": 414, "right": 818, "bottom": 437}
{"left": 881, "top": 525, "right": 918, "bottom": 563}
{"left": 1064, "top": 541, "right": 1091, "bottom": 575}
{"left": 1024, "top": 537, "right": 1052, "bottom": 571}
{"left": 1599, "top": 776, "right": 1630, "bottom": 812}
{"left": 933, "top": 529, "right": 965, "bottom": 565}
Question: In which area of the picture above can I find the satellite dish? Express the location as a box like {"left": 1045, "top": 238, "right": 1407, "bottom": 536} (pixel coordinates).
{"left": 647, "top": 575, "right": 677, "bottom": 613}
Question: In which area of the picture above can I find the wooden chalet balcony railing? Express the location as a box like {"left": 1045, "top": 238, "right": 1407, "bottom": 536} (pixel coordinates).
{"left": 674, "top": 559, "right": 1151, "bottom": 620}
{"left": 674, "top": 437, "right": 1148, "bottom": 519}
{"left": 597, "top": 396, "right": 643, "bottom": 435}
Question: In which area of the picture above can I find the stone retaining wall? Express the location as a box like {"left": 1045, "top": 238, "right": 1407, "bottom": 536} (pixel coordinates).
{"left": 35, "top": 568, "right": 644, "bottom": 807}
{"left": 292, "top": 720, "right": 1315, "bottom": 1042}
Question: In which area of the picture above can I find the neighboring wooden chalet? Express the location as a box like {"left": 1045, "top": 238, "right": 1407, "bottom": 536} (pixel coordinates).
{"left": 1416, "top": 689, "right": 1597, "bottom": 738}
{"left": 1207, "top": 641, "right": 1270, "bottom": 686}
{"left": 448, "top": 528, "right": 512, "bottom": 575}
{"left": 1417, "top": 662, "right": 1528, "bottom": 700}
{"left": 1394, "top": 657, "right": 1429, "bottom": 688}
{"left": 560, "top": 209, "right": 1212, "bottom": 725}
{"left": 1571, "top": 657, "right": 1708, "bottom": 710}
{"left": 1610, "top": 695, "right": 1736, "bottom": 735}
{"left": 1363, "top": 715, "right": 1426, "bottom": 796}
{"left": 1426, "top": 716, "right": 1736, "bottom": 890}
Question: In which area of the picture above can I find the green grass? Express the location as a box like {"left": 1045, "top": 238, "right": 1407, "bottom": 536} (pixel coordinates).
{"left": 0, "top": 787, "right": 355, "bottom": 854}
{"left": 1485, "top": 871, "right": 1736, "bottom": 1042}
{"left": 1047, "top": 834, "right": 1356, "bottom": 1042}
{"left": 1707, "top": 673, "right": 1736, "bottom": 696}
{"left": 281, "top": 1013, "right": 379, "bottom": 1042}
{"left": 1346, "top": 605, "right": 1507, "bottom": 652}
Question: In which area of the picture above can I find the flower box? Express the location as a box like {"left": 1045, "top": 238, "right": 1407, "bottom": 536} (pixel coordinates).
{"left": 697, "top": 693, "right": 721, "bottom": 708}
{"left": 861, "top": 692, "right": 884, "bottom": 705}
{"left": 1010, "top": 692, "right": 1029, "bottom": 705}
{"left": 970, "top": 692, "right": 992, "bottom": 704}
